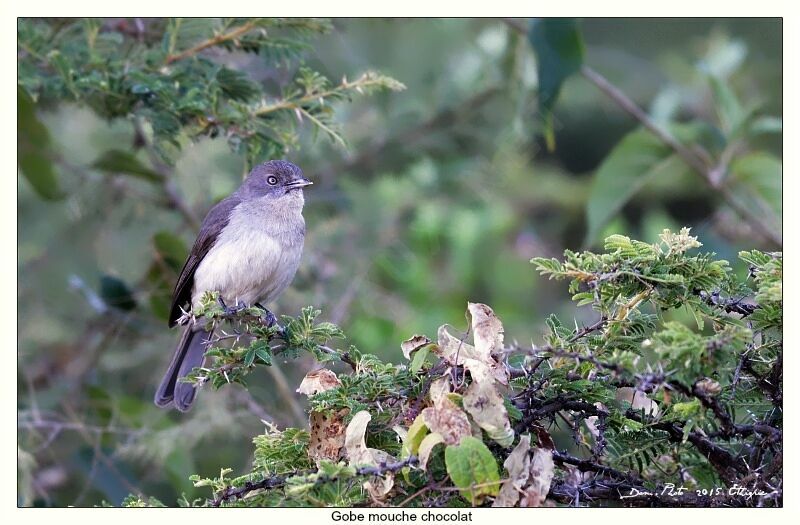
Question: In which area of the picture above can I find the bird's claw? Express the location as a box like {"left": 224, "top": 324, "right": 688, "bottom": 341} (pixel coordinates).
{"left": 254, "top": 303, "right": 286, "bottom": 338}
{"left": 218, "top": 297, "right": 247, "bottom": 316}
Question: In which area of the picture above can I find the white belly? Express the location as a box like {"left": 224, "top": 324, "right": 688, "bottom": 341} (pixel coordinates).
{"left": 192, "top": 227, "right": 303, "bottom": 308}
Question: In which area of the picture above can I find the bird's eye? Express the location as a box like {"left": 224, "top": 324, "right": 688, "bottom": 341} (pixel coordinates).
{"left": 267, "top": 176, "right": 278, "bottom": 185}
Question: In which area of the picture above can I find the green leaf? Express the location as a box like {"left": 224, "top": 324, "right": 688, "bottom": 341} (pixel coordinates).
{"left": 92, "top": 150, "right": 163, "bottom": 183}
{"left": 18, "top": 86, "right": 64, "bottom": 200}
{"left": 709, "top": 75, "right": 744, "bottom": 136}
{"left": 527, "top": 18, "right": 584, "bottom": 149}
{"left": 444, "top": 436, "right": 500, "bottom": 505}
{"left": 243, "top": 347, "right": 256, "bottom": 368}
{"left": 503, "top": 398, "right": 523, "bottom": 422}
{"left": 410, "top": 345, "right": 431, "bottom": 373}
{"left": 402, "top": 414, "right": 429, "bottom": 457}
{"left": 255, "top": 346, "right": 272, "bottom": 365}
{"left": 729, "top": 152, "right": 782, "bottom": 218}
{"left": 99, "top": 275, "right": 137, "bottom": 311}
{"left": 216, "top": 67, "right": 261, "bottom": 102}
{"left": 585, "top": 126, "right": 699, "bottom": 245}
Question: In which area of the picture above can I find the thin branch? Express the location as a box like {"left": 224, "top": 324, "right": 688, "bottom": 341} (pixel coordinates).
{"left": 579, "top": 64, "right": 781, "bottom": 246}
{"left": 253, "top": 74, "right": 399, "bottom": 118}
{"left": 579, "top": 64, "right": 709, "bottom": 174}
{"left": 164, "top": 20, "right": 259, "bottom": 65}
{"left": 552, "top": 450, "right": 643, "bottom": 485}
{"left": 625, "top": 410, "right": 746, "bottom": 485}
{"left": 501, "top": 18, "right": 781, "bottom": 246}
{"left": 697, "top": 289, "right": 758, "bottom": 317}
{"left": 211, "top": 456, "right": 419, "bottom": 507}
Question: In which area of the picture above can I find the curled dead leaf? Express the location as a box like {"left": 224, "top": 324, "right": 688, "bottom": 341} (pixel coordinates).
{"left": 421, "top": 396, "right": 471, "bottom": 446}
{"left": 467, "top": 302, "right": 504, "bottom": 359}
{"left": 344, "top": 410, "right": 375, "bottom": 464}
{"left": 493, "top": 435, "right": 531, "bottom": 507}
{"left": 344, "top": 410, "right": 397, "bottom": 499}
{"left": 296, "top": 369, "right": 341, "bottom": 397}
{"left": 417, "top": 432, "right": 445, "bottom": 469}
{"left": 616, "top": 387, "right": 659, "bottom": 416}
{"left": 519, "top": 448, "right": 554, "bottom": 507}
{"left": 436, "top": 320, "right": 508, "bottom": 385}
{"left": 695, "top": 377, "right": 722, "bottom": 396}
{"left": 429, "top": 377, "right": 451, "bottom": 406}
{"left": 436, "top": 325, "right": 480, "bottom": 366}
{"left": 401, "top": 334, "right": 432, "bottom": 360}
{"left": 308, "top": 408, "right": 349, "bottom": 466}
{"left": 462, "top": 358, "right": 514, "bottom": 447}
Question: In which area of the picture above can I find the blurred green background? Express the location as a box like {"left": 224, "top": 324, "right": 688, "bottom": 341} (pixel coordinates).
{"left": 18, "top": 18, "right": 781, "bottom": 506}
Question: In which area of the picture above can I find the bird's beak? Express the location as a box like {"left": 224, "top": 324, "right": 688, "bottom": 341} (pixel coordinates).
{"left": 286, "top": 178, "right": 313, "bottom": 189}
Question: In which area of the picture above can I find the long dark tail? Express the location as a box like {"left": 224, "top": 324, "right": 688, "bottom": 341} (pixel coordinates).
{"left": 154, "top": 327, "right": 210, "bottom": 412}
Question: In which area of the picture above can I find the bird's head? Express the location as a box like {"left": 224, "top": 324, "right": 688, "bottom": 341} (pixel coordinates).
{"left": 241, "top": 160, "right": 312, "bottom": 199}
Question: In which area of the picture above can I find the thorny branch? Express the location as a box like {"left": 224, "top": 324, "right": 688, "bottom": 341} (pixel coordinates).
{"left": 211, "top": 456, "right": 419, "bottom": 507}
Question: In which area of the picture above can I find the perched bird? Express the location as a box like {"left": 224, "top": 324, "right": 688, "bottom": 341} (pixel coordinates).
{"left": 154, "top": 160, "right": 312, "bottom": 411}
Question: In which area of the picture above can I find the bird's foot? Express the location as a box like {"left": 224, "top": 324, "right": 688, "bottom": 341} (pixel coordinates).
{"left": 218, "top": 297, "right": 247, "bottom": 316}
{"left": 254, "top": 303, "right": 286, "bottom": 338}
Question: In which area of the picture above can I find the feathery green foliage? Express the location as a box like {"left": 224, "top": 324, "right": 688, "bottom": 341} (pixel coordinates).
{"left": 18, "top": 18, "right": 404, "bottom": 173}
{"left": 123, "top": 230, "right": 781, "bottom": 507}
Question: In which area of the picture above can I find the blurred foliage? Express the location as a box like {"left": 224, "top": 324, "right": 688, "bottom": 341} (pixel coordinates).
{"left": 17, "top": 18, "right": 781, "bottom": 507}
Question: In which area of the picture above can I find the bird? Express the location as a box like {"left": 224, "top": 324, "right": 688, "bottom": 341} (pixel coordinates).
{"left": 154, "top": 160, "right": 312, "bottom": 412}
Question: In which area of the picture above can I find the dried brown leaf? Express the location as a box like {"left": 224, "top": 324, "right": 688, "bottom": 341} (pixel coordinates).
{"left": 467, "top": 302, "right": 504, "bottom": 359}
{"left": 493, "top": 434, "right": 531, "bottom": 507}
{"left": 308, "top": 408, "right": 349, "bottom": 466}
{"left": 462, "top": 358, "right": 514, "bottom": 447}
{"left": 616, "top": 387, "right": 659, "bottom": 416}
{"left": 421, "top": 396, "right": 471, "bottom": 446}
{"left": 344, "top": 410, "right": 397, "bottom": 499}
{"left": 401, "top": 334, "right": 432, "bottom": 360}
{"left": 519, "top": 448, "right": 554, "bottom": 507}
{"left": 296, "top": 369, "right": 341, "bottom": 397}
{"left": 429, "top": 377, "right": 451, "bottom": 405}
{"left": 436, "top": 324, "right": 481, "bottom": 366}
{"left": 437, "top": 324, "right": 508, "bottom": 385}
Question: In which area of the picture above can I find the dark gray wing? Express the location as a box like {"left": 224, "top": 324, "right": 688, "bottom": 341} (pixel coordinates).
{"left": 168, "top": 195, "right": 242, "bottom": 327}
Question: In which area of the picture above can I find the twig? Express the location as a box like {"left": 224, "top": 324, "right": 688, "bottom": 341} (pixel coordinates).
{"left": 501, "top": 18, "right": 781, "bottom": 246}
{"left": 507, "top": 344, "right": 623, "bottom": 379}
{"left": 567, "top": 316, "right": 608, "bottom": 343}
{"left": 514, "top": 395, "right": 609, "bottom": 434}
{"left": 552, "top": 450, "right": 643, "bottom": 485}
{"left": 211, "top": 456, "right": 419, "bottom": 506}
{"left": 579, "top": 65, "right": 709, "bottom": 174}
{"left": 625, "top": 410, "right": 745, "bottom": 485}
{"left": 232, "top": 389, "right": 276, "bottom": 424}
{"left": 697, "top": 289, "right": 758, "bottom": 317}
{"left": 164, "top": 20, "right": 259, "bottom": 65}
{"left": 319, "top": 345, "right": 358, "bottom": 371}
{"left": 579, "top": 64, "right": 781, "bottom": 246}
{"left": 253, "top": 74, "right": 400, "bottom": 118}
